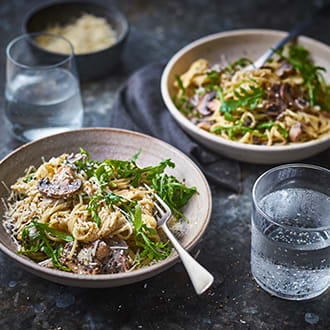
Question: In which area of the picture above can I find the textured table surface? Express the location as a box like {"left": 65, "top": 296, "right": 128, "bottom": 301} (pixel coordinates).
{"left": 0, "top": 0, "right": 330, "bottom": 329}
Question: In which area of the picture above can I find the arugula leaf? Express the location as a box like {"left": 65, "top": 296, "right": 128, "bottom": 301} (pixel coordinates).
{"left": 87, "top": 195, "right": 103, "bottom": 227}
{"left": 131, "top": 148, "right": 142, "bottom": 166}
{"left": 88, "top": 191, "right": 137, "bottom": 227}
{"left": 79, "top": 147, "right": 90, "bottom": 162}
{"left": 257, "top": 122, "right": 288, "bottom": 138}
{"left": 18, "top": 220, "right": 73, "bottom": 271}
{"left": 23, "top": 173, "right": 35, "bottom": 183}
{"left": 275, "top": 44, "right": 329, "bottom": 108}
{"left": 211, "top": 125, "right": 257, "bottom": 139}
{"left": 150, "top": 173, "right": 197, "bottom": 222}
{"left": 204, "top": 70, "right": 220, "bottom": 91}
{"left": 226, "top": 57, "right": 253, "bottom": 73}
{"left": 88, "top": 193, "right": 171, "bottom": 261}
{"left": 206, "top": 70, "right": 220, "bottom": 83}
{"left": 133, "top": 203, "right": 143, "bottom": 233}
{"left": 176, "top": 75, "right": 186, "bottom": 95}
{"left": 94, "top": 163, "right": 115, "bottom": 188}
{"left": 215, "top": 84, "right": 264, "bottom": 118}
{"left": 104, "top": 192, "right": 136, "bottom": 222}
{"left": 173, "top": 75, "right": 189, "bottom": 112}
{"left": 84, "top": 155, "right": 176, "bottom": 227}
{"left": 36, "top": 223, "right": 74, "bottom": 242}
{"left": 79, "top": 148, "right": 196, "bottom": 263}
{"left": 133, "top": 204, "right": 171, "bottom": 261}
{"left": 224, "top": 112, "right": 233, "bottom": 121}
{"left": 211, "top": 121, "right": 288, "bottom": 140}
{"left": 76, "top": 147, "right": 100, "bottom": 177}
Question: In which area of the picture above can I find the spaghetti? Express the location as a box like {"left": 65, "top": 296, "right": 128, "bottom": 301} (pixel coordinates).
{"left": 3, "top": 149, "right": 197, "bottom": 274}
{"left": 174, "top": 44, "right": 330, "bottom": 145}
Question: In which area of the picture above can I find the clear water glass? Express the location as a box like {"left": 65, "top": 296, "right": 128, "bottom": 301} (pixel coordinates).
{"left": 4, "top": 33, "right": 83, "bottom": 142}
{"left": 251, "top": 164, "right": 330, "bottom": 300}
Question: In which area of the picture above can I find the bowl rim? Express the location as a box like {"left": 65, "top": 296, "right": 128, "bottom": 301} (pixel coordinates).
{"left": 161, "top": 28, "right": 330, "bottom": 153}
{"left": 0, "top": 127, "right": 212, "bottom": 282}
{"left": 252, "top": 163, "right": 330, "bottom": 232}
{"left": 22, "top": 0, "right": 130, "bottom": 57}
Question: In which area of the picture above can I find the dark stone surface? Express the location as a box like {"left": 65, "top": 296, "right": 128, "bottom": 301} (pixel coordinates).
{"left": 0, "top": 0, "right": 329, "bottom": 329}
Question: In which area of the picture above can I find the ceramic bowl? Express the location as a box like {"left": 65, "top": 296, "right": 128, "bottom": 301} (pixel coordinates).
{"left": 161, "top": 29, "right": 330, "bottom": 164}
{"left": 24, "top": 0, "right": 129, "bottom": 82}
{"left": 0, "top": 128, "right": 211, "bottom": 288}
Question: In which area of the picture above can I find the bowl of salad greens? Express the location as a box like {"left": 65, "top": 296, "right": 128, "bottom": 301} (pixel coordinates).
{"left": 161, "top": 29, "right": 330, "bottom": 164}
{"left": 0, "top": 128, "right": 211, "bottom": 288}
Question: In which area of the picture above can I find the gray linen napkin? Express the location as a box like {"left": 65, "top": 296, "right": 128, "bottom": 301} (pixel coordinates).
{"left": 111, "top": 63, "right": 241, "bottom": 192}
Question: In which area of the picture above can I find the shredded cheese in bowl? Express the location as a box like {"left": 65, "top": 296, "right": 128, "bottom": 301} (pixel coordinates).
{"left": 37, "top": 13, "right": 117, "bottom": 54}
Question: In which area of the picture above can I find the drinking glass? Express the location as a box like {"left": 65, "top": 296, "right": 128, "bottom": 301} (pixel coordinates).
{"left": 251, "top": 164, "right": 330, "bottom": 300}
{"left": 4, "top": 33, "right": 83, "bottom": 142}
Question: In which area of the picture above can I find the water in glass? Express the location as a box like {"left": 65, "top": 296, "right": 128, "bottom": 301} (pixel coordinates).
{"left": 252, "top": 187, "right": 330, "bottom": 300}
{"left": 5, "top": 33, "right": 83, "bottom": 142}
{"left": 5, "top": 68, "right": 83, "bottom": 141}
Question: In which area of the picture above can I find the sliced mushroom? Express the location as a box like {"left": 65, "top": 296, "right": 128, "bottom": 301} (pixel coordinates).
{"left": 197, "top": 121, "right": 212, "bottom": 131}
{"left": 60, "top": 241, "right": 98, "bottom": 275}
{"left": 243, "top": 116, "right": 252, "bottom": 127}
{"left": 102, "top": 237, "right": 129, "bottom": 273}
{"left": 289, "top": 123, "right": 303, "bottom": 142}
{"left": 267, "top": 83, "right": 281, "bottom": 98}
{"left": 95, "top": 240, "right": 111, "bottom": 260}
{"left": 320, "top": 110, "right": 330, "bottom": 119}
{"left": 60, "top": 237, "right": 129, "bottom": 274}
{"left": 265, "top": 98, "right": 287, "bottom": 116}
{"left": 196, "top": 91, "right": 217, "bottom": 116}
{"left": 38, "top": 165, "right": 82, "bottom": 199}
{"left": 105, "top": 250, "right": 129, "bottom": 273}
{"left": 275, "top": 61, "right": 293, "bottom": 77}
{"left": 206, "top": 98, "right": 221, "bottom": 113}
{"left": 275, "top": 112, "right": 285, "bottom": 121}
{"left": 293, "top": 98, "right": 310, "bottom": 111}
{"left": 270, "top": 83, "right": 281, "bottom": 94}
{"left": 280, "top": 83, "right": 296, "bottom": 105}
{"left": 252, "top": 135, "right": 262, "bottom": 145}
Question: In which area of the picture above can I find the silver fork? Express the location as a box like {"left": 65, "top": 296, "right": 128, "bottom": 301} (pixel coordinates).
{"left": 241, "top": 4, "right": 326, "bottom": 72}
{"left": 144, "top": 184, "right": 214, "bottom": 295}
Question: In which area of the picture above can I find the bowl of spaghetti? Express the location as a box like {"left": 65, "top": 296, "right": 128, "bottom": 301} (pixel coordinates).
{"left": 161, "top": 29, "right": 330, "bottom": 164}
{"left": 0, "top": 128, "right": 211, "bottom": 287}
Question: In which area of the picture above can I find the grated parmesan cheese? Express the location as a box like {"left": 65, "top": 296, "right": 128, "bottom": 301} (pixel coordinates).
{"left": 37, "top": 13, "right": 117, "bottom": 54}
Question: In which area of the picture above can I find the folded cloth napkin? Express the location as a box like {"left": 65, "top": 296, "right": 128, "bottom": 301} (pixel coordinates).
{"left": 110, "top": 62, "right": 241, "bottom": 192}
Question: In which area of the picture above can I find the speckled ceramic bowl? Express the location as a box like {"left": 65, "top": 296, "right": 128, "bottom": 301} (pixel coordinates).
{"left": 161, "top": 29, "right": 330, "bottom": 164}
{"left": 0, "top": 128, "right": 211, "bottom": 288}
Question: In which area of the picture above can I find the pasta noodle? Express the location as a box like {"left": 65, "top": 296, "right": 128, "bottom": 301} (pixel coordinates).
{"left": 174, "top": 45, "right": 330, "bottom": 145}
{"left": 3, "top": 150, "right": 196, "bottom": 274}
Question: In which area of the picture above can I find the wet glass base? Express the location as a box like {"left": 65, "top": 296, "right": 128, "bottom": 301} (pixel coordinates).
{"left": 252, "top": 269, "right": 329, "bottom": 301}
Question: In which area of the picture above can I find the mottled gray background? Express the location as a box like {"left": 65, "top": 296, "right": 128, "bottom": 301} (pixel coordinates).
{"left": 0, "top": 0, "right": 329, "bottom": 329}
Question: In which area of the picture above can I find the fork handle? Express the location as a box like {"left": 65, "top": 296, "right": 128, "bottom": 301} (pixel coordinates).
{"left": 251, "top": 3, "right": 329, "bottom": 70}
{"left": 252, "top": 17, "right": 314, "bottom": 70}
{"left": 162, "top": 223, "right": 214, "bottom": 295}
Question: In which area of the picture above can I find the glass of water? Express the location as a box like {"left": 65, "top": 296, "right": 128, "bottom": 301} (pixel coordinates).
{"left": 251, "top": 164, "right": 330, "bottom": 300}
{"left": 5, "top": 33, "right": 83, "bottom": 142}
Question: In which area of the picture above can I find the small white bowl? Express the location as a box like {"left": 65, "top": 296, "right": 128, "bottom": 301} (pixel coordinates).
{"left": 161, "top": 29, "right": 330, "bottom": 164}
